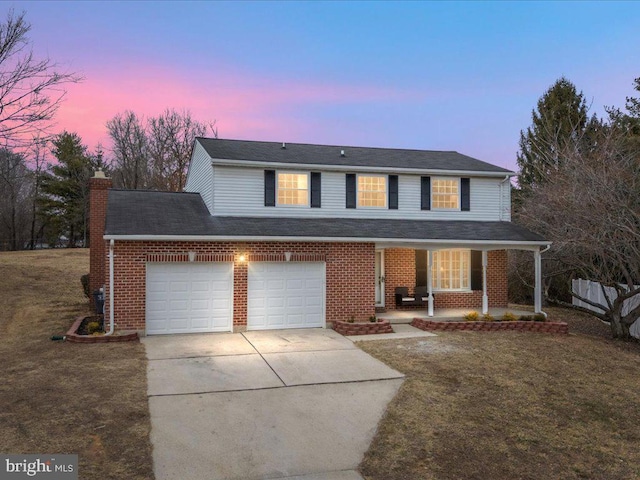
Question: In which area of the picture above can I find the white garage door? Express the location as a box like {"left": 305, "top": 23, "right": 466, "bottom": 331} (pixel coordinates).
{"left": 248, "top": 262, "right": 325, "bottom": 330}
{"left": 146, "top": 262, "right": 233, "bottom": 335}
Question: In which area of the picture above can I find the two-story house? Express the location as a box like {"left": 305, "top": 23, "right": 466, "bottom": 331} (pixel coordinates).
{"left": 89, "top": 138, "right": 548, "bottom": 335}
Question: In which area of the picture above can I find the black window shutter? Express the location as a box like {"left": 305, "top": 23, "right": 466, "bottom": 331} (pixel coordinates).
{"left": 310, "top": 172, "right": 321, "bottom": 208}
{"left": 415, "top": 250, "right": 428, "bottom": 287}
{"left": 461, "top": 177, "right": 470, "bottom": 211}
{"left": 388, "top": 175, "right": 398, "bottom": 209}
{"left": 264, "top": 170, "right": 275, "bottom": 207}
{"left": 346, "top": 174, "right": 356, "bottom": 209}
{"left": 470, "top": 250, "right": 482, "bottom": 290}
{"left": 421, "top": 176, "right": 431, "bottom": 210}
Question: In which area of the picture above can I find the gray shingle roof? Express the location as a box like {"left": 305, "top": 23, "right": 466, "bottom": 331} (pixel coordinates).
{"left": 196, "top": 138, "right": 513, "bottom": 174}
{"left": 105, "top": 190, "right": 546, "bottom": 243}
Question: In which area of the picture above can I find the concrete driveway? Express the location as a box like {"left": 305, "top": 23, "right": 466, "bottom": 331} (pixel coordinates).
{"left": 143, "top": 328, "right": 404, "bottom": 480}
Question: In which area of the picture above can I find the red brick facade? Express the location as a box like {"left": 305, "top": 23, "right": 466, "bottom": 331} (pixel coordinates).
{"left": 88, "top": 174, "right": 112, "bottom": 307}
{"left": 383, "top": 248, "right": 508, "bottom": 310}
{"left": 104, "top": 241, "right": 376, "bottom": 332}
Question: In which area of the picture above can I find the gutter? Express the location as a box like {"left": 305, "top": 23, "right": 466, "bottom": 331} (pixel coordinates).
{"left": 105, "top": 239, "right": 115, "bottom": 336}
{"left": 499, "top": 175, "right": 510, "bottom": 221}
{"left": 210, "top": 158, "right": 516, "bottom": 178}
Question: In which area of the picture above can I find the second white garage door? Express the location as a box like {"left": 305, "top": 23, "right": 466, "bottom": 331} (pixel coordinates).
{"left": 247, "top": 262, "right": 325, "bottom": 330}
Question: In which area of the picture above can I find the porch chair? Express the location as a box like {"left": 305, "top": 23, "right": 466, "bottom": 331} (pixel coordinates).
{"left": 395, "top": 287, "right": 423, "bottom": 307}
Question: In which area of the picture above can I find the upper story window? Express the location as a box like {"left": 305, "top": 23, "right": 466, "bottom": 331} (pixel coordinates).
{"left": 357, "top": 175, "right": 386, "bottom": 208}
{"left": 432, "top": 249, "right": 470, "bottom": 290}
{"left": 432, "top": 178, "right": 460, "bottom": 210}
{"left": 277, "top": 172, "right": 309, "bottom": 206}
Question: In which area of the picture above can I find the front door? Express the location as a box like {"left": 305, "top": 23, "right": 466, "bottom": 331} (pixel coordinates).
{"left": 375, "top": 250, "right": 385, "bottom": 307}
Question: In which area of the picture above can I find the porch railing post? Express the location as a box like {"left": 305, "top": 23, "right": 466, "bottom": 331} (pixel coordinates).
{"left": 482, "top": 250, "right": 488, "bottom": 314}
{"left": 534, "top": 249, "right": 542, "bottom": 313}
{"left": 427, "top": 250, "right": 434, "bottom": 317}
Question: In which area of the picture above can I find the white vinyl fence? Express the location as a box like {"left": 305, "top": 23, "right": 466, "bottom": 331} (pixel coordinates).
{"left": 572, "top": 279, "right": 640, "bottom": 338}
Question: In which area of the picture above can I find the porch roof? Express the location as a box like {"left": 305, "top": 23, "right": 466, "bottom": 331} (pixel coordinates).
{"left": 105, "top": 189, "right": 547, "bottom": 248}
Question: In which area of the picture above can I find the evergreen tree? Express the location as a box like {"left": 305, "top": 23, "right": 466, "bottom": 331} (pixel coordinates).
{"left": 516, "top": 77, "right": 589, "bottom": 192}
{"left": 39, "top": 132, "right": 104, "bottom": 247}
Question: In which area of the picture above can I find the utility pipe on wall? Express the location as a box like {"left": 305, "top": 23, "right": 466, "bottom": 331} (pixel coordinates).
{"left": 106, "top": 239, "right": 115, "bottom": 336}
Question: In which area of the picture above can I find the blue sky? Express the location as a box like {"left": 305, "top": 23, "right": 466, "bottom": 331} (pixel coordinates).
{"left": 10, "top": 1, "right": 640, "bottom": 170}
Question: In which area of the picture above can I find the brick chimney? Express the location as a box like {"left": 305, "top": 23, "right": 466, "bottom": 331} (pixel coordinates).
{"left": 89, "top": 169, "right": 112, "bottom": 307}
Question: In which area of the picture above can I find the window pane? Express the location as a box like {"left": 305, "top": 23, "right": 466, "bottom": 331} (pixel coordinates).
{"left": 277, "top": 173, "right": 309, "bottom": 206}
{"left": 432, "top": 179, "right": 459, "bottom": 209}
{"left": 358, "top": 176, "right": 386, "bottom": 208}
{"left": 433, "top": 249, "right": 470, "bottom": 290}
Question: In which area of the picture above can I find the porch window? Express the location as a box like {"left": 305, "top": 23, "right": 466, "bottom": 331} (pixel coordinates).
{"left": 357, "top": 175, "right": 387, "bottom": 208}
{"left": 277, "top": 172, "right": 309, "bottom": 206}
{"left": 432, "top": 178, "right": 459, "bottom": 210}
{"left": 432, "top": 249, "right": 470, "bottom": 290}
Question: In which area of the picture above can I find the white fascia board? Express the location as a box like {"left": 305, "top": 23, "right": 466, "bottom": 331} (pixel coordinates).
{"left": 209, "top": 158, "right": 516, "bottom": 178}
{"left": 104, "top": 234, "right": 549, "bottom": 249}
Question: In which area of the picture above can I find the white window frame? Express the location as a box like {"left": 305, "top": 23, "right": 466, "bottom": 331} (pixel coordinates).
{"left": 276, "top": 171, "right": 310, "bottom": 207}
{"left": 431, "top": 177, "right": 461, "bottom": 211}
{"left": 357, "top": 174, "right": 387, "bottom": 209}
{"left": 431, "top": 249, "right": 471, "bottom": 292}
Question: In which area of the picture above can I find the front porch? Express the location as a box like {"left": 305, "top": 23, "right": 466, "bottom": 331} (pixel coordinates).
{"left": 376, "top": 307, "right": 536, "bottom": 324}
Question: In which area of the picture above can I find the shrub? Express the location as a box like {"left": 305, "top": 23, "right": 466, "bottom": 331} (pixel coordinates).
{"left": 368, "top": 315, "right": 377, "bottom": 323}
{"left": 87, "top": 321, "right": 101, "bottom": 334}
{"left": 80, "top": 274, "right": 90, "bottom": 298}
{"left": 463, "top": 311, "right": 479, "bottom": 321}
{"left": 483, "top": 313, "right": 494, "bottom": 322}
{"left": 502, "top": 311, "right": 518, "bottom": 322}
{"left": 534, "top": 313, "right": 546, "bottom": 322}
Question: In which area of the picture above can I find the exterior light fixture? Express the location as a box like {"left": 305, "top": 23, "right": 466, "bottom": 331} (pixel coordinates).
{"left": 238, "top": 254, "right": 246, "bottom": 263}
{"left": 188, "top": 251, "right": 196, "bottom": 262}
{"left": 284, "top": 252, "right": 292, "bottom": 262}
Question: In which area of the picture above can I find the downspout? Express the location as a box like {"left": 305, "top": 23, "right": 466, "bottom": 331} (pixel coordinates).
{"left": 538, "top": 244, "right": 551, "bottom": 318}
{"left": 105, "top": 239, "right": 115, "bottom": 336}
{"left": 499, "top": 175, "right": 510, "bottom": 221}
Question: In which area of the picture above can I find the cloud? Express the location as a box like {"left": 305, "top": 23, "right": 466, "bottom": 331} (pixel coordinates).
{"left": 53, "top": 62, "right": 422, "bottom": 151}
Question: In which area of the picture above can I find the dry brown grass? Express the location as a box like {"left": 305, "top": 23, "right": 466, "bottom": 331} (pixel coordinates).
{"left": 359, "top": 311, "right": 640, "bottom": 480}
{"left": 0, "top": 249, "right": 153, "bottom": 480}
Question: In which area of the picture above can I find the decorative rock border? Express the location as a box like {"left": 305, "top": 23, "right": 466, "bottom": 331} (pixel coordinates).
{"left": 66, "top": 315, "right": 139, "bottom": 343}
{"left": 411, "top": 318, "right": 568, "bottom": 334}
{"left": 333, "top": 319, "right": 394, "bottom": 336}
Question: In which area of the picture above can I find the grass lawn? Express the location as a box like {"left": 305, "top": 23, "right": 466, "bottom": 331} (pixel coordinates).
{"left": 358, "top": 308, "right": 640, "bottom": 480}
{"left": 0, "top": 249, "right": 153, "bottom": 480}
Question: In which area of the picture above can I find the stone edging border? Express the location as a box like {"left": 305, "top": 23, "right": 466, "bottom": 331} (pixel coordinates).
{"left": 66, "top": 315, "right": 139, "bottom": 343}
{"left": 333, "top": 319, "right": 394, "bottom": 336}
{"left": 411, "top": 318, "right": 569, "bottom": 334}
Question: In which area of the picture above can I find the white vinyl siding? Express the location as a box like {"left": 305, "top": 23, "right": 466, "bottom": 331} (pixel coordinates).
{"left": 212, "top": 165, "right": 506, "bottom": 221}
{"left": 184, "top": 141, "right": 214, "bottom": 213}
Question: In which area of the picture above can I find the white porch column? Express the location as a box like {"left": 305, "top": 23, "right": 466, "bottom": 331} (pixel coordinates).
{"left": 534, "top": 249, "right": 542, "bottom": 313}
{"left": 427, "top": 250, "right": 434, "bottom": 317}
{"left": 481, "top": 250, "right": 488, "bottom": 314}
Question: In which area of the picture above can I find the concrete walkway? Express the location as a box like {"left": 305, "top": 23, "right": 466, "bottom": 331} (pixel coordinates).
{"left": 143, "top": 329, "right": 404, "bottom": 480}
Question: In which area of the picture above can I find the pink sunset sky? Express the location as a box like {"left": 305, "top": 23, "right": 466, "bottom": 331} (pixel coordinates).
{"left": 14, "top": 1, "right": 640, "bottom": 171}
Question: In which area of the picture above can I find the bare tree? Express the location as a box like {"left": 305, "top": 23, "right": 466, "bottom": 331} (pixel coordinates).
{"left": 147, "top": 109, "right": 215, "bottom": 191}
{"left": 0, "top": 147, "right": 31, "bottom": 250}
{"left": 0, "top": 10, "right": 81, "bottom": 148}
{"left": 107, "top": 108, "right": 216, "bottom": 191}
{"left": 518, "top": 123, "right": 640, "bottom": 338}
{"left": 106, "top": 111, "right": 149, "bottom": 189}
